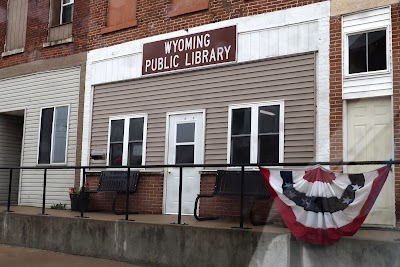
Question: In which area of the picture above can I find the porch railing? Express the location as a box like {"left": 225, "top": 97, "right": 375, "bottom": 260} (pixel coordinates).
{"left": 0, "top": 160, "right": 396, "bottom": 229}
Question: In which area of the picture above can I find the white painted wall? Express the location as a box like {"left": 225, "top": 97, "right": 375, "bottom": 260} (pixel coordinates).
{"left": 82, "top": 1, "right": 331, "bottom": 172}
{"left": 342, "top": 6, "right": 393, "bottom": 99}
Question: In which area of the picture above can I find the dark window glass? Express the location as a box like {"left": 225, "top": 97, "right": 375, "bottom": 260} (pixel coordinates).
{"left": 349, "top": 33, "right": 367, "bottom": 74}
{"left": 231, "top": 136, "right": 250, "bottom": 164}
{"left": 231, "top": 108, "right": 251, "bottom": 135}
{"left": 176, "top": 145, "right": 194, "bottom": 164}
{"left": 129, "top": 118, "right": 144, "bottom": 141}
{"left": 110, "top": 119, "right": 124, "bottom": 166}
{"left": 259, "top": 105, "right": 280, "bottom": 133}
{"left": 258, "top": 135, "right": 279, "bottom": 164}
{"left": 177, "top": 123, "right": 195, "bottom": 143}
{"left": 110, "top": 143, "right": 123, "bottom": 166}
{"left": 61, "top": 4, "right": 73, "bottom": 24}
{"left": 128, "top": 143, "right": 142, "bottom": 166}
{"left": 368, "top": 30, "right": 386, "bottom": 71}
{"left": 38, "top": 108, "right": 54, "bottom": 164}
{"left": 128, "top": 118, "right": 144, "bottom": 166}
{"left": 52, "top": 106, "right": 68, "bottom": 163}
{"left": 110, "top": 120, "right": 124, "bottom": 142}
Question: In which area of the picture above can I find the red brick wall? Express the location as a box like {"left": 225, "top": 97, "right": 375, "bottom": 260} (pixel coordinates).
{"left": 329, "top": 16, "right": 343, "bottom": 173}
{"left": 85, "top": 172, "right": 163, "bottom": 214}
{"left": 198, "top": 174, "right": 283, "bottom": 225}
{"left": 392, "top": 4, "right": 400, "bottom": 222}
{"left": 88, "top": 0, "right": 326, "bottom": 50}
{"left": 331, "top": 5, "right": 400, "bottom": 221}
{"left": 0, "top": 0, "right": 89, "bottom": 69}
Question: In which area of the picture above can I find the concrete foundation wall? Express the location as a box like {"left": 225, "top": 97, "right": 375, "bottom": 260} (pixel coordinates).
{"left": 0, "top": 213, "right": 399, "bottom": 267}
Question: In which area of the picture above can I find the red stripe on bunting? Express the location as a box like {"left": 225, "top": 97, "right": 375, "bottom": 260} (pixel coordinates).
{"left": 259, "top": 166, "right": 391, "bottom": 245}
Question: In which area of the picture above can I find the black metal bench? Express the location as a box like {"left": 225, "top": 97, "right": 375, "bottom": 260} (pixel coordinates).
{"left": 86, "top": 171, "right": 140, "bottom": 215}
{"left": 194, "top": 170, "right": 271, "bottom": 225}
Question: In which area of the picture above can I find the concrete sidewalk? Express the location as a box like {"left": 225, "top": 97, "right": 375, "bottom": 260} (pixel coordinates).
{"left": 0, "top": 245, "right": 143, "bottom": 267}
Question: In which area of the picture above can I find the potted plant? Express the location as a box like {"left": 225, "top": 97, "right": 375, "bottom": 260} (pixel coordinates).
{"left": 69, "top": 182, "right": 91, "bottom": 212}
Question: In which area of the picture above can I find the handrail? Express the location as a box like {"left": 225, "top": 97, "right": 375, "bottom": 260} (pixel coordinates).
{"left": 3, "top": 160, "right": 396, "bottom": 228}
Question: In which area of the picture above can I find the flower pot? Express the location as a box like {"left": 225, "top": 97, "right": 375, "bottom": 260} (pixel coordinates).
{"left": 70, "top": 192, "right": 90, "bottom": 212}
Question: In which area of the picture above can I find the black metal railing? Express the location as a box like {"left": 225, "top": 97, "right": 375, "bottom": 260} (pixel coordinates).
{"left": 1, "top": 160, "right": 396, "bottom": 228}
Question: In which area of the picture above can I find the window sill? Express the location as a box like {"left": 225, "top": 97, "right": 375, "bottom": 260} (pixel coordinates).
{"left": 168, "top": 0, "right": 209, "bottom": 17}
{"left": 101, "top": 20, "right": 138, "bottom": 34}
{"left": 344, "top": 69, "right": 390, "bottom": 80}
{"left": 43, "top": 37, "right": 73, "bottom": 48}
{"left": 2, "top": 48, "right": 24, "bottom": 57}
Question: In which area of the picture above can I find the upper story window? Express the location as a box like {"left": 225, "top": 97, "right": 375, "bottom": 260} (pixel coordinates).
{"left": 101, "top": 0, "right": 138, "bottom": 34}
{"left": 50, "top": 0, "right": 74, "bottom": 27}
{"left": 168, "top": 0, "right": 209, "bottom": 17}
{"left": 228, "top": 102, "right": 284, "bottom": 165}
{"left": 2, "top": 0, "right": 28, "bottom": 56}
{"left": 108, "top": 115, "right": 147, "bottom": 167}
{"left": 38, "top": 106, "right": 69, "bottom": 165}
{"left": 61, "top": 0, "right": 74, "bottom": 24}
{"left": 348, "top": 29, "right": 387, "bottom": 75}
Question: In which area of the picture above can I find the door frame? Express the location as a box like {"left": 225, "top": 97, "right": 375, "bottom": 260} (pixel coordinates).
{"left": 163, "top": 109, "right": 206, "bottom": 214}
{"left": 343, "top": 96, "right": 396, "bottom": 227}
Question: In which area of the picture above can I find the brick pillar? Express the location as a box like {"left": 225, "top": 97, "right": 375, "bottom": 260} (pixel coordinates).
{"left": 329, "top": 16, "right": 343, "bottom": 172}
{"left": 391, "top": 4, "right": 400, "bottom": 222}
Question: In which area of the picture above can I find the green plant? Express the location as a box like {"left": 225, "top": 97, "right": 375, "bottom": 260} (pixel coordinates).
{"left": 50, "top": 203, "right": 67, "bottom": 210}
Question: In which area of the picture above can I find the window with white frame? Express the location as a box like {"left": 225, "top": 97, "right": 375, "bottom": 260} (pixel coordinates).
{"left": 61, "top": 0, "right": 74, "bottom": 24}
{"left": 228, "top": 102, "right": 284, "bottom": 165}
{"left": 50, "top": 0, "right": 74, "bottom": 27}
{"left": 108, "top": 115, "right": 147, "bottom": 167}
{"left": 347, "top": 29, "right": 387, "bottom": 75}
{"left": 38, "top": 106, "right": 69, "bottom": 164}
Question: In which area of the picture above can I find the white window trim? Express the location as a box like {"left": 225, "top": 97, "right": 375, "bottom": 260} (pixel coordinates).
{"left": 227, "top": 100, "right": 284, "bottom": 165}
{"left": 60, "top": 0, "right": 74, "bottom": 25}
{"left": 37, "top": 105, "right": 70, "bottom": 166}
{"left": 343, "top": 26, "right": 391, "bottom": 78}
{"left": 106, "top": 114, "right": 148, "bottom": 168}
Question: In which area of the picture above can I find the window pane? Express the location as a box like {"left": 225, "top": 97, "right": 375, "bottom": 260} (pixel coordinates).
{"left": 129, "top": 118, "right": 144, "bottom": 141}
{"left": 110, "top": 120, "right": 124, "bottom": 142}
{"left": 176, "top": 145, "right": 194, "bottom": 164}
{"left": 38, "top": 108, "right": 54, "bottom": 164}
{"left": 258, "top": 135, "right": 279, "bottom": 164}
{"left": 52, "top": 106, "right": 68, "bottom": 163}
{"left": 176, "top": 123, "right": 195, "bottom": 143}
{"left": 110, "top": 143, "right": 123, "bottom": 166}
{"left": 232, "top": 108, "right": 251, "bottom": 135}
{"left": 259, "top": 105, "right": 280, "bottom": 134}
{"left": 349, "top": 33, "right": 367, "bottom": 74}
{"left": 231, "top": 136, "right": 250, "bottom": 164}
{"left": 368, "top": 30, "right": 386, "bottom": 71}
{"left": 61, "top": 4, "right": 73, "bottom": 24}
{"left": 128, "top": 142, "right": 142, "bottom": 166}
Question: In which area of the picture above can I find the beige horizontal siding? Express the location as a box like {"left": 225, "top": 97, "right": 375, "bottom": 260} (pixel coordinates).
{"left": 0, "top": 67, "right": 80, "bottom": 207}
{"left": 91, "top": 53, "right": 316, "bottom": 165}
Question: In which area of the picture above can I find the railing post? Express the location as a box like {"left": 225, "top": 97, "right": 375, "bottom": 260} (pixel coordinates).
{"left": 178, "top": 166, "right": 183, "bottom": 224}
{"left": 6, "top": 168, "right": 13, "bottom": 212}
{"left": 41, "top": 168, "right": 47, "bottom": 215}
{"left": 80, "top": 167, "right": 86, "bottom": 218}
{"left": 239, "top": 165, "right": 244, "bottom": 229}
{"left": 125, "top": 167, "right": 131, "bottom": 221}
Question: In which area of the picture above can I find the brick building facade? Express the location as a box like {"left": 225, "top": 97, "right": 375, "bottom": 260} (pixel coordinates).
{"left": 330, "top": 1, "right": 400, "bottom": 224}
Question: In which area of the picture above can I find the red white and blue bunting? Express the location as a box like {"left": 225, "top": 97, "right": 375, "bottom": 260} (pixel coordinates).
{"left": 259, "top": 165, "right": 391, "bottom": 245}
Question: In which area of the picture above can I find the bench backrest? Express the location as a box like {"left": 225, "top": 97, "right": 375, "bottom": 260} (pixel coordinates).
{"left": 97, "top": 171, "right": 140, "bottom": 193}
{"left": 214, "top": 170, "right": 270, "bottom": 198}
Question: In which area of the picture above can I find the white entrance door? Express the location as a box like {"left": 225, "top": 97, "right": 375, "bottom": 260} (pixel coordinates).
{"left": 347, "top": 97, "right": 394, "bottom": 226}
{"left": 165, "top": 111, "right": 204, "bottom": 215}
